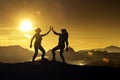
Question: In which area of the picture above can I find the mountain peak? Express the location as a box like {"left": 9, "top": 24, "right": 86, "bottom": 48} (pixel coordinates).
{"left": 67, "top": 47, "right": 76, "bottom": 52}
{"left": 105, "top": 45, "right": 120, "bottom": 49}
{"left": 104, "top": 45, "right": 120, "bottom": 52}
{"left": 0, "top": 45, "right": 33, "bottom": 63}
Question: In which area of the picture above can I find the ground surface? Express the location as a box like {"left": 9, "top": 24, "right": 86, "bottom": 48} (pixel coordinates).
{"left": 0, "top": 59, "right": 119, "bottom": 80}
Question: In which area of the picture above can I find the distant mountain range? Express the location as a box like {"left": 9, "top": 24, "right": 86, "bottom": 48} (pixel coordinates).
{"left": 0, "top": 45, "right": 120, "bottom": 68}
{"left": 42, "top": 45, "right": 120, "bottom": 67}
{"left": 0, "top": 45, "right": 33, "bottom": 63}
{"left": 104, "top": 45, "right": 120, "bottom": 52}
{"left": 90, "top": 45, "right": 120, "bottom": 53}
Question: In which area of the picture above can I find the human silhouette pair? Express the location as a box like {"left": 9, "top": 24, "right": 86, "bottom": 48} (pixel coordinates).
{"left": 30, "top": 27, "right": 69, "bottom": 63}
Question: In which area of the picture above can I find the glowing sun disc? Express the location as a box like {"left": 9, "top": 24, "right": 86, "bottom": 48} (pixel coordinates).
{"left": 19, "top": 20, "right": 32, "bottom": 32}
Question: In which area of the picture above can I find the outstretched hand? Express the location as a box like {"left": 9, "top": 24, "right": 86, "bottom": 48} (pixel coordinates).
{"left": 49, "top": 26, "right": 53, "bottom": 31}
{"left": 50, "top": 26, "right": 52, "bottom": 30}
{"left": 50, "top": 26, "right": 53, "bottom": 30}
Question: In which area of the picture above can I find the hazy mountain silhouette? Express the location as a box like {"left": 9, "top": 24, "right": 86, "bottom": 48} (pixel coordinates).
{"left": 89, "top": 45, "right": 120, "bottom": 53}
{"left": 0, "top": 45, "right": 119, "bottom": 80}
{"left": 0, "top": 45, "right": 120, "bottom": 68}
{"left": 46, "top": 47, "right": 120, "bottom": 67}
{"left": 0, "top": 45, "right": 33, "bottom": 63}
{"left": 46, "top": 47, "right": 79, "bottom": 61}
{"left": 104, "top": 45, "right": 120, "bottom": 52}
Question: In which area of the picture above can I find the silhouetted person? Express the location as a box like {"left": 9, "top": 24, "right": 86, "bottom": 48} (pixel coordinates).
{"left": 51, "top": 27, "right": 69, "bottom": 63}
{"left": 30, "top": 27, "right": 51, "bottom": 62}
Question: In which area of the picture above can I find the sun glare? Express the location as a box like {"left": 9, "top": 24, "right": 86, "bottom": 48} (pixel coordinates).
{"left": 19, "top": 20, "right": 32, "bottom": 32}
{"left": 24, "top": 34, "right": 31, "bottom": 39}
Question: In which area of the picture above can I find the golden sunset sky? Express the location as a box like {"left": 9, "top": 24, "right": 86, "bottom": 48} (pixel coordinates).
{"left": 0, "top": 0, "right": 120, "bottom": 51}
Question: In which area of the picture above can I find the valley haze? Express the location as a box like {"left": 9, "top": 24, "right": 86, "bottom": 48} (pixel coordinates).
{"left": 0, "top": 45, "right": 119, "bottom": 68}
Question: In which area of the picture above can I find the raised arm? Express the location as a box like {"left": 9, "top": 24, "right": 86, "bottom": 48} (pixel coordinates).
{"left": 52, "top": 27, "right": 61, "bottom": 35}
{"left": 41, "top": 27, "right": 51, "bottom": 37}
{"left": 30, "top": 34, "right": 35, "bottom": 48}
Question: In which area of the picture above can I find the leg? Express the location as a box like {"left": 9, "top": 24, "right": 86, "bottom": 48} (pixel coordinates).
{"left": 60, "top": 48, "right": 65, "bottom": 63}
{"left": 38, "top": 46, "right": 46, "bottom": 60}
{"left": 32, "top": 47, "right": 38, "bottom": 62}
{"left": 52, "top": 46, "right": 60, "bottom": 61}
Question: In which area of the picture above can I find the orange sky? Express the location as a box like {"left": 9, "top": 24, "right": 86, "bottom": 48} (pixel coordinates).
{"left": 0, "top": 0, "right": 120, "bottom": 51}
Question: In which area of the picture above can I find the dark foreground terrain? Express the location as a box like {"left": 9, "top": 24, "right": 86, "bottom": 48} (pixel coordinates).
{"left": 0, "top": 59, "right": 119, "bottom": 80}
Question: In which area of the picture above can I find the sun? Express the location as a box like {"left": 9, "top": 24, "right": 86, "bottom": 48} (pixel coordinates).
{"left": 19, "top": 20, "right": 33, "bottom": 32}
